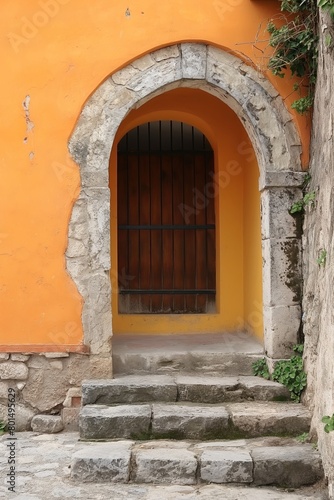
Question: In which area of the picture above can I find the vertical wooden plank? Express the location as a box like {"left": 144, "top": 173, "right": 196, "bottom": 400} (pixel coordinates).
{"left": 161, "top": 155, "right": 173, "bottom": 312}
{"left": 138, "top": 154, "right": 151, "bottom": 312}
{"left": 183, "top": 153, "right": 196, "bottom": 311}
{"left": 205, "top": 151, "right": 216, "bottom": 311}
{"left": 172, "top": 153, "right": 185, "bottom": 312}
{"left": 127, "top": 154, "right": 140, "bottom": 312}
{"left": 150, "top": 154, "right": 162, "bottom": 312}
{"left": 194, "top": 153, "right": 208, "bottom": 313}
{"left": 117, "top": 153, "right": 128, "bottom": 313}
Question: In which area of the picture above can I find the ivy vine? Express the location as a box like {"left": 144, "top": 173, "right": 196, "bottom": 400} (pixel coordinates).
{"left": 267, "top": 0, "right": 318, "bottom": 114}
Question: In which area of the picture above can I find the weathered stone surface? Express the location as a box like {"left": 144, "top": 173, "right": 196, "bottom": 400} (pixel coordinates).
{"left": 0, "top": 361, "right": 28, "bottom": 380}
{"left": 63, "top": 387, "right": 82, "bottom": 407}
{"left": 0, "top": 403, "right": 35, "bottom": 431}
{"left": 31, "top": 415, "right": 64, "bottom": 434}
{"left": 176, "top": 376, "right": 239, "bottom": 403}
{"left": 11, "top": 354, "right": 30, "bottom": 362}
{"left": 79, "top": 405, "right": 151, "bottom": 440}
{"left": 0, "top": 353, "right": 9, "bottom": 360}
{"left": 261, "top": 188, "right": 303, "bottom": 240}
{"left": 200, "top": 449, "right": 253, "bottom": 483}
{"left": 134, "top": 447, "right": 197, "bottom": 485}
{"left": 227, "top": 402, "right": 311, "bottom": 437}
{"left": 62, "top": 407, "right": 80, "bottom": 431}
{"left": 82, "top": 376, "right": 177, "bottom": 405}
{"left": 264, "top": 304, "right": 301, "bottom": 359}
{"left": 252, "top": 445, "right": 323, "bottom": 487}
{"left": 176, "top": 375, "right": 289, "bottom": 403}
{"left": 43, "top": 353, "right": 70, "bottom": 358}
{"left": 238, "top": 377, "right": 290, "bottom": 401}
{"left": 181, "top": 43, "right": 206, "bottom": 79}
{"left": 152, "top": 404, "right": 229, "bottom": 439}
{"left": 262, "top": 238, "right": 302, "bottom": 307}
{"left": 71, "top": 441, "right": 133, "bottom": 482}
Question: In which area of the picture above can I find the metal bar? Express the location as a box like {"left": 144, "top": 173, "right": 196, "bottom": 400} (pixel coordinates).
{"left": 119, "top": 224, "right": 215, "bottom": 230}
{"left": 119, "top": 289, "right": 216, "bottom": 295}
{"left": 118, "top": 150, "right": 214, "bottom": 155}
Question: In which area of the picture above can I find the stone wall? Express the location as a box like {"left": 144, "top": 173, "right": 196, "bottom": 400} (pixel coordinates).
{"left": 303, "top": 11, "right": 334, "bottom": 498}
{"left": 0, "top": 353, "right": 112, "bottom": 431}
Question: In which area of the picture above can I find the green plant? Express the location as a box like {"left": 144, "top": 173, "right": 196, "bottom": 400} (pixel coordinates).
{"left": 317, "top": 248, "right": 327, "bottom": 266}
{"left": 252, "top": 358, "right": 270, "bottom": 379}
{"left": 322, "top": 414, "right": 334, "bottom": 433}
{"left": 290, "top": 191, "right": 316, "bottom": 214}
{"left": 318, "top": 0, "right": 334, "bottom": 18}
{"left": 0, "top": 420, "right": 6, "bottom": 435}
{"left": 266, "top": 0, "right": 318, "bottom": 114}
{"left": 296, "top": 432, "right": 309, "bottom": 442}
{"left": 272, "top": 345, "right": 307, "bottom": 402}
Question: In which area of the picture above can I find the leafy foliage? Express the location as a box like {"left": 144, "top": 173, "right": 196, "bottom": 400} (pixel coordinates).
{"left": 296, "top": 432, "right": 309, "bottom": 442}
{"left": 267, "top": 0, "right": 318, "bottom": 113}
{"left": 252, "top": 358, "right": 270, "bottom": 379}
{"left": 289, "top": 191, "right": 316, "bottom": 214}
{"left": 322, "top": 414, "right": 334, "bottom": 433}
{"left": 0, "top": 420, "right": 6, "bottom": 435}
{"left": 317, "top": 248, "right": 327, "bottom": 266}
{"left": 253, "top": 345, "right": 307, "bottom": 402}
{"left": 318, "top": 0, "right": 334, "bottom": 18}
{"left": 272, "top": 345, "right": 307, "bottom": 402}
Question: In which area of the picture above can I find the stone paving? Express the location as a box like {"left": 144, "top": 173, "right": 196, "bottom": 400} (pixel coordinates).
{"left": 0, "top": 432, "right": 328, "bottom": 499}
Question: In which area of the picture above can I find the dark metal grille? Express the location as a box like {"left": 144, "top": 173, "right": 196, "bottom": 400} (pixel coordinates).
{"left": 117, "top": 120, "right": 216, "bottom": 314}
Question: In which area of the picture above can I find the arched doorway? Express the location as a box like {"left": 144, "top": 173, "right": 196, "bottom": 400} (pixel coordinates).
{"left": 67, "top": 43, "right": 304, "bottom": 362}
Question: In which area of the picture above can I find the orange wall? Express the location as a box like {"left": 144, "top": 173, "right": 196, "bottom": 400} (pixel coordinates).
{"left": 0, "top": 0, "right": 305, "bottom": 347}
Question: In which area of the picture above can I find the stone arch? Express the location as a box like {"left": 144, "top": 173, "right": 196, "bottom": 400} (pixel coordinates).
{"left": 67, "top": 43, "right": 305, "bottom": 362}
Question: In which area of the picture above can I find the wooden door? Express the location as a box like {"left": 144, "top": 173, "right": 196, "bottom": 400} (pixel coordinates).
{"left": 117, "top": 121, "right": 216, "bottom": 314}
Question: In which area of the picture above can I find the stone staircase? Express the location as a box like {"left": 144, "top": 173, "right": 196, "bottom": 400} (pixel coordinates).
{"left": 71, "top": 335, "right": 324, "bottom": 490}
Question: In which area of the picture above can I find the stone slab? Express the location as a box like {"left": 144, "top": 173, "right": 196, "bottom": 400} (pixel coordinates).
{"left": 71, "top": 441, "right": 133, "bottom": 482}
{"left": 134, "top": 447, "right": 197, "bottom": 485}
{"left": 31, "top": 415, "right": 64, "bottom": 434}
{"left": 227, "top": 402, "right": 311, "bottom": 438}
{"left": 176, "top": 375, "right": 289, "bottom": 403}
{"left": 79, "top": 404, "right": 151, "bottom": 440}
{"left": 82, "top": 375, "right": 177, "bottom": 405}
{"left": 252, "top": 445, "right": 324, "bottom": 487}
{"left": 152, "top": 404, "right": 229, "bottom": 440}
{"left": 200, "top": 449, "right": 253, "bottom": 483}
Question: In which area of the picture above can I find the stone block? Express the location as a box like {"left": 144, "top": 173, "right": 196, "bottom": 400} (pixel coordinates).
{"left": 82, "top": 375, "right": 177, "bottom": 405}
{"left": 200, "top": 449, "right": 253, "bottom": 483}
{"left": 10, "top": 354, "right": 30, "bottom": 362}
{"left": 264, "top": 305, "right": 301, "bottom": 359}
{"left": 261, "top": 188, "right": 303, "bottom": 240}
{"left": 71, "top": 441, "right": 133, "bottom": 482}
{"left": 63, "top": 387, "right": 82, "bottom": 407}
{"left": 238, "top": 376, "right": 290, "bottom": 401}
{"left": 134, "top": 447, "right": 197, "bottom": 485}
{"left": 252, "top": 445, "right": 323, "bottom": 487}
{"left": 0, "top": 354, "right": 9, "bottom": 360}
{"left": 176, "top": 375, "right": 239, "bottom": 403}
{"left": 181, "top": 43, "right": 206, "bottom": 80}
{"left": 31, "top": 415, "right": 64, "bottom": 434}
{"left": 262, "top": 238, "right": 302, "bottom": 307}
{"left": 227, "top": 402, "right": 311, "bottom": 437}
{"left": 43, "top": 353, "right": 70, "bottom": 358}
{"left": 259, "top": 171, "right": 306, "bottom": 191}
{"left": 79, "top": 405, "right": 151, "bottom": 440}
{"left": 152, "top": 404, "right": 229, "bottom": 440}
{"left": 0, "top": 362, "right": 28, "bottom": 380}
{"left": 0, "top": 403, "right": 35, "bottom": 431}
{"left": 62, "top": 408, "right": 80, "bottom": 431}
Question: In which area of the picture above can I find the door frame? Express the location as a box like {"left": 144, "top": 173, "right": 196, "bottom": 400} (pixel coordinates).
{"left": 67, "top": 43, "right": 305, "bottom": 363}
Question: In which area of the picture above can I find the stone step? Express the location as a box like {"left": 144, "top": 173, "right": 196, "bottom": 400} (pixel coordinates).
{"left": 79, "top": 401, "right": 311, "bottom": 441}
{"left": 112, "top": 332, "right": 263, "bottom": 376}
{"left": 82, "top": 375, "right": 290, "bottom": 406}
{"left": 71, "top": 437, "right": 323, "bottom": 487}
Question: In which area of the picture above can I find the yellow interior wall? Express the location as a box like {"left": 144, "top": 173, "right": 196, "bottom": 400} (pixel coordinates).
{"left": 110, "top": 88, "right": 262, "bottom": 338}
{"left": 0, "top": 0, "right": 303, "bottom": 347}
